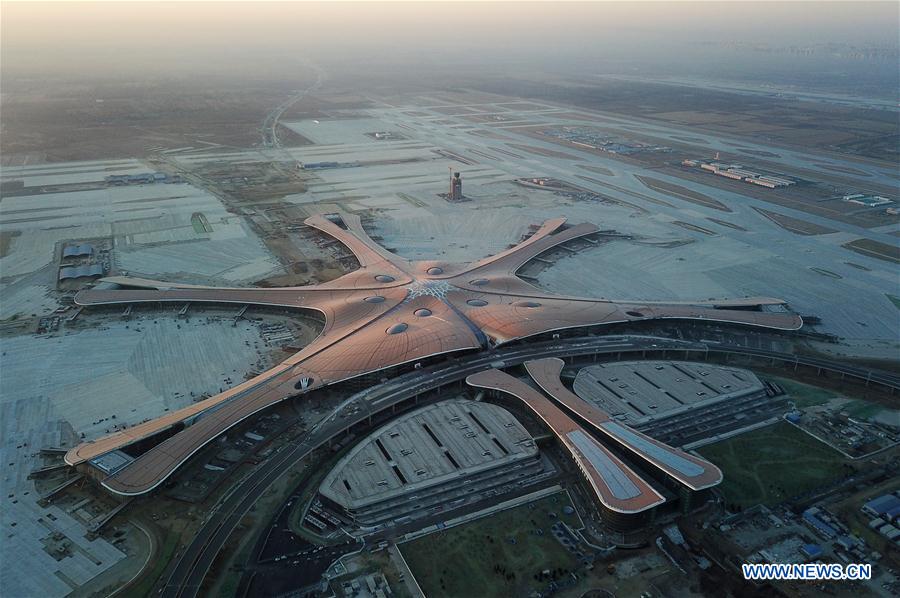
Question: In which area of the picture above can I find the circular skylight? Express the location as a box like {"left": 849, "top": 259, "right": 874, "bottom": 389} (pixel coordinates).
{"left": 515, "top": 301, "right": 541, "bottom": 308}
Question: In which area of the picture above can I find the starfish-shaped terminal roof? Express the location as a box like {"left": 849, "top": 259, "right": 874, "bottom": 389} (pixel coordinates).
{"left": 65, "top": 213, "right": 801, "bottom": 495}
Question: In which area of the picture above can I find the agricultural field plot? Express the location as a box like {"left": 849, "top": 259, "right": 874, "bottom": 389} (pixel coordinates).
{"left": 698, "top": 422, "right": 852, "bottom": 509}
{"left": 401, "top": 492, "right": 582, "bottom": 598}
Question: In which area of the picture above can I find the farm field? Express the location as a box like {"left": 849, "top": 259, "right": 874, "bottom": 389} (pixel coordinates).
{"left": 698, "top": 421, "right": 852, "bottom": 509}
{"left": 401, "top": 492, "right": 582, "bottom": 598}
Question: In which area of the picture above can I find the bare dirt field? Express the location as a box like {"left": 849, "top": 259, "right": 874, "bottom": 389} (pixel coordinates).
{"left": 707, "top": 218, "right": 748, "bottom": 232}
{"left": 467, "top": 129, "right": 510, "bottom": 140}
{"left": 672, "top": 220, "right": 718, "bottom": 236}
{"left": 0, "top": 230, "right": 21, "bottom": 257}
{"left": 181, "top": 160, "right": 310, "bottom": 205}
{"left": 842, "top": 238, "right": 900, "bottom": 264}
{"left": 474, "top": 78, "right": 899, "bottom": 163}
{"left": 753, "top": 207, "right": 838, "bottom": 235}
{"left": 575, "top": 164, "right": 615, "bottom": 177}
{"left": 634, "top": 174, "right": 729, "bottom": 212}
{"left": 813, "top": 163, "right": 872, "bottom": 177}
{"left": 0, "top": 76, "right": 318, "bottom": 165}
{"left": 507, "top": 143, "right": 580, "bottom": 160}
{"left": 573, "top": 175, "right": 673, "bottom": 209}
{"left": 278, "top": 93, "right": 375, "bottom": 123}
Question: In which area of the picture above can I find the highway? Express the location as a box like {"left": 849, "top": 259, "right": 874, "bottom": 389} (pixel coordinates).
{"left": 160, "top": 335, "right": 899, "bottom": 597}
{"left": 262, "top": 63, "right": 324, "bottom": 150}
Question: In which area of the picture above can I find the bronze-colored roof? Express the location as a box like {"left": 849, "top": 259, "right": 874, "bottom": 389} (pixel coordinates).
{"left": 67, "top": 212, "right": 799, "bottom": 495}
{"left": 466, "top": 369, "right": 665, "bottom": 514}
{"left": 525, "top": 358, "right": 722, "bottom": 491}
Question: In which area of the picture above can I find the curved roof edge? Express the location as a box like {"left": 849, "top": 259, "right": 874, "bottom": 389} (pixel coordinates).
{"left": 524, "top": 358, "right": 723, "bottom": 492}
{"left": 466, "top": 369, "right": 665, "bottom": 514}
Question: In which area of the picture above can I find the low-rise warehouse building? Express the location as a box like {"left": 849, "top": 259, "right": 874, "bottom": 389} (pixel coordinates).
{"left": 58, "top": 264, "right": 105, "bottom": 281}
{"left": 862, "top": 494, "right": 900, "bottom": 519}
{"left": 316, "top": 399, "right": 546, "bottom": 529}
{"left": 572, "top": 361, "right": 786, "bottom": 446}
{"left": 843, "top": 194, "right": 893, "bottom": 207}
{"left": 62, "top": 243, "right": 94, "bottom": 258}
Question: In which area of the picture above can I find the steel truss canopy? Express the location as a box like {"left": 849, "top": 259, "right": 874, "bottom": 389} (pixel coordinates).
{"left": 66, "top": 213, "right": 800, "bottom": 495}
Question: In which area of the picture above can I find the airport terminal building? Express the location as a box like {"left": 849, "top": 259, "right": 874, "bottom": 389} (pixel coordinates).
{"left": 315, "top": 400, "right": 548, "bottom": 530}
{"left": 62, "top": 214, "right": 801, "bottom": 498}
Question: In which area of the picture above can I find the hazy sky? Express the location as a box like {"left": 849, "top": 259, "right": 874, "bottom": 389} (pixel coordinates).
{"left": 3, "top": 2, "right": 898, "bottom": 78}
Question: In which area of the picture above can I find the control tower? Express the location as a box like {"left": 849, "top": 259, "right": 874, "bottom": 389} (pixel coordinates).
{"left": 449, "top": 169, "right": 463, "bottom": 201}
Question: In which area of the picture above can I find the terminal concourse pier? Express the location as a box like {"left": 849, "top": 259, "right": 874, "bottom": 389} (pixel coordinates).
{"left": 469, "top": 358, "right": 722, "bottom": 532}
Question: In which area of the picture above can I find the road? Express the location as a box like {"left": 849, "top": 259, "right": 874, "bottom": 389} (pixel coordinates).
{"left": 262, "top": 63, "right": 325, "bottom": 150}
{"left": 160, "top": 334, "right": 899, "bottom": 597}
